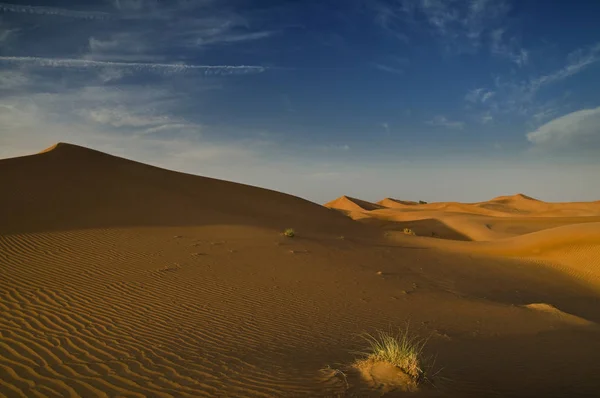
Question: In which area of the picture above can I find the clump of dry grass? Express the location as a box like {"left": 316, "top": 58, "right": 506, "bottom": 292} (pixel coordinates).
{"left": 283, "top": 228, "right": 295, "bottom": 238}
{"left": 403, "top": 228, "right": 416, "bottom": 236}
{"left": 356, "top": 327, "right": 427, "bottom": 382}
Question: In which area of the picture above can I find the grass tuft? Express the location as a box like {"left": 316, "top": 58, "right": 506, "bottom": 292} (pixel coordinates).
{"left": 356, "top": 327, "right": 427, "bottom": 382}
{"left": 283, "top": 228, "right": 295, "bottom": 238}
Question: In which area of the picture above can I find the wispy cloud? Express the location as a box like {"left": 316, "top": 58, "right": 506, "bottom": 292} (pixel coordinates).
{"left": 0, "top": 56, "right": 267, "bottom": 75}
{"left": 0, "top": 0, "right": 201, "bottom": 21}
{"left": 196, "top": 31, "right": 275, "bottom": 46}
{"left": 109, "top": 0, "right": 212, "bottom": 14}
{"left": 141, "top": 123, "right": 199, "bottom": 136}
{"left": 465, "top": 41, "right": 600, "bottom": 122}
{"left": 371, "top": 1, "right": 410, "bottom": 43}
{"left": 426, "top": 115, "right": 465, "bottom": 129}
{"left": 0, "top": 2, "right": 112, "bottom": 20}
{"left": 481, "top": 113, "right": 493, "bottom": 124}
{"left": 466, "top": 87, "right": 495, "bottom": 103}
{"left": 490, "top": 28, "right": 529, "bottom": 66}
{"left": 168, "top": 16, "right": 277, "bottom": 49}
{"left": 0, "top": 26, "right": 15, "bottom": 44}
{"left": 499, "top": 42, "right": 600, "bottom": 101}
{"left": 0, "top": 81, "right": 263, "bottom": 167}
{"left": 532, "top": 107, "right": 559, "bottom": 124}
{"left": 526, "top": 107, "right": 600, "bottom": 151}
{"left": 528, "top": 42, "right": 600, "bottom": 93}
{"left": 82, "top": 107, "right": 172, "bottom": 128}
{"left": 2, "top": 0, "right": 280, "bottom": 61}
{"left": 89, "top": 33, "right": 145, "bottom": 53}
{"left": 85, "top": 32, "right": 168, "bottom": 63}
{"left": 78, "top": 106, "right": 204, "bottom": 139}
{"left": 373, "top": 63, "right": 404, "bottom": 75}
{"left": 371, "top": 0, "right": 526, "bottom": 64}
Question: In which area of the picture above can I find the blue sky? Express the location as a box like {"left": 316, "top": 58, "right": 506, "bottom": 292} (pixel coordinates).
{"left": 1, "top": 0, "right": 599, "bottom": 203}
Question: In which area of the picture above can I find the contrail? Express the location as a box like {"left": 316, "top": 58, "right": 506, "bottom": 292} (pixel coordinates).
{"left": 0, "top": 56, "right": 267, "bottom": 75}
{"left": 0, "top": 2, "right": 113, "bottom": 20}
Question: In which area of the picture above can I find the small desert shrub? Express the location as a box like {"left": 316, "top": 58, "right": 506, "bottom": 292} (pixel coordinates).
{"left": 356, "top": 328, "right": 427, "bottom": 382}
{"left": 419, "top": 200, "right": 428, "bottom": 204}
{"left": 283, "top": 228, "right": 295, "bottom": 238}
{"left": 403, "top": 228, "right": 416, "bottom": 236}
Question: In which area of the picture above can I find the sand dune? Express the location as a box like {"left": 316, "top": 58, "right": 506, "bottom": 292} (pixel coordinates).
{"left": 0, "top": 143, "right": 367, "bottom": 238}
{"left": 374, "top": 193, "right": 600, "bottom": 219}
{"left": 384, "top": 222, "right": 600, "bottom": 285}
{"left": 354, "top": 192, "right": 600, "bottom": 242}
{"left": 2, "top": 143, "right": 600, "bottom": 397}
{"left": 474, "top": 193, "right": 600, "bottom": 216}
{"left": 324, "top": 195, "right": 387, "bottom": 212}
{"left": 488, "top": 193, "right": 541, "bottom": 203}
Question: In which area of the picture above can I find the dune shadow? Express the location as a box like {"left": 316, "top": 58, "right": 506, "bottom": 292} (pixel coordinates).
{"left": 314, "top": 322, "right": 600, "bottom": 397}
{"left": 427, "top": 327, "right": 600, "bottom": 398}
{"left": 0, "top": 144, "right": 378, "bottom": 239}
{"left": 358, "top": 217, "right": 472, "bottom": 241}
{"left": 409, "top": 249, "right": 600, "bottom": 324}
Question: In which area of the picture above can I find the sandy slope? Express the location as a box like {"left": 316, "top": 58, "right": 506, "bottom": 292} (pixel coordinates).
{"left": 1, "top": 144, "right": 600, "bottom": 397}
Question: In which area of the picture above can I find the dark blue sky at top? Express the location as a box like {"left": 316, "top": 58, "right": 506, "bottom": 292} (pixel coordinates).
{"left": 1, "top": 0, "right": 599, "bottom": 201}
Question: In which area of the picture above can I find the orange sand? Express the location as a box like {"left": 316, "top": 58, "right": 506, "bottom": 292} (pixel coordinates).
{"left": 1, "top": 143, "right": 600, "bottom": 397}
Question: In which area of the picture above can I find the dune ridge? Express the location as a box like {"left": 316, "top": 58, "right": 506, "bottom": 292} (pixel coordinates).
{"left": 377, "top": 198, "right": 419, "bottom": 207}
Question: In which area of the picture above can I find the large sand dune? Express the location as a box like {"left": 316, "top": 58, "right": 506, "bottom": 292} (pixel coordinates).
{"left": 1, "top": 143, "right": 600, "bottom": 397}
{"left": 0, "top": 143, "right": 366, "bottom": 237}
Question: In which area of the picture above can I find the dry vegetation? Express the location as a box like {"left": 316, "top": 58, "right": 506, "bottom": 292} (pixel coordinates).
{"left": 354, "top": 327, "right": 427, "bottom": 382}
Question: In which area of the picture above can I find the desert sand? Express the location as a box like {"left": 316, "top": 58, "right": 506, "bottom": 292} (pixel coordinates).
{"left": 1, "top": 143, "right": 600, "bottom": 397}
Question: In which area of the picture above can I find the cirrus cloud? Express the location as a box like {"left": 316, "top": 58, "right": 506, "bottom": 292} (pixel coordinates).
{"left": 0, "top": 56, "right": 267, "bottom": 75}
{"left": 426, "top": 115, "right": 465, "bottom": 129}
{"left": 0, "top": 2, "right": 112, "bottom": 20}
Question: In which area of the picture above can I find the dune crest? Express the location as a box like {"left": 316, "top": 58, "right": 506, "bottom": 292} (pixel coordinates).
{"left": 524, "top": 303, "right": 596, "bottom": 327}
{"left": 38, "top": 142, "right": 63, "bottom": 153}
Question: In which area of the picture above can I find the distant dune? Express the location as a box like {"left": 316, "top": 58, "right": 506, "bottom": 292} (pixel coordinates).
{"left": 362, "top": 193, "right": 600, "bottom": 239}
{"left": 475, "top": 193, "right": 600, "bottom": 216}
{"left": 489, "top": 193, "right": 542, "bottom": 202}
{"left": 2, "top": 143, "right": 600, "bottom": 397}
{"left": 324, "top": 195, "right": 387, "bottom": 212}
